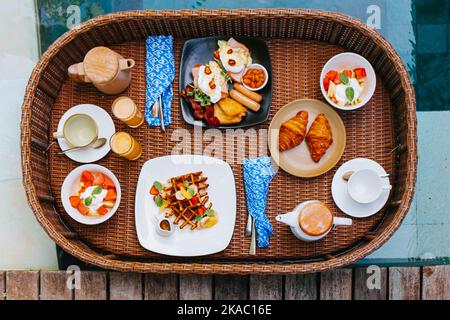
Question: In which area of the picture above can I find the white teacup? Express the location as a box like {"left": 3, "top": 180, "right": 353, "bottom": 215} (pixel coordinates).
{"left": 347, "top": 169, "right": 391, "bottom": 204}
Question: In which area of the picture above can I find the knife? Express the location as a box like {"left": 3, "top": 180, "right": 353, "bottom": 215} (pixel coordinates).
{"left": 151, "top": 97, "right": 160, "bottom": 117}
{"left": 249, "top": 219, "right": 256, "bottom": 255}
{"left": 245, "top": 214, "right": 252, "bottom": 236}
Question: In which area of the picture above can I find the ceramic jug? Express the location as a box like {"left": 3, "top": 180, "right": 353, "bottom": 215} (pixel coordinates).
{"left": 276, "top": 200, "right": 352, "bottom": 242}
{"left": 68, "top": 46, "right": 135, "bottom": 95}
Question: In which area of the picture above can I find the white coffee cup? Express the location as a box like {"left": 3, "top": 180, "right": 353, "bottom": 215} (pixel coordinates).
{"left": 347, "top": 169, "right": 391, "bottom": 204}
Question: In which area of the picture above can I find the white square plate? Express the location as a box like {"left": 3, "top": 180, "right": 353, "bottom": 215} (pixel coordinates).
{"left": 135, "top": 155, "right": 237, "bottom": 256}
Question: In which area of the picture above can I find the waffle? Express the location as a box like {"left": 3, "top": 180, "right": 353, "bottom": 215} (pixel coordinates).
{"left": 161, "top": 172, "right": 211, "bottom": 230}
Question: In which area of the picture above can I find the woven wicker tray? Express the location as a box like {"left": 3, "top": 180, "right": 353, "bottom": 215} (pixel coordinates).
{"left": 21, "top": 10, "right": 416, "bottom": 274}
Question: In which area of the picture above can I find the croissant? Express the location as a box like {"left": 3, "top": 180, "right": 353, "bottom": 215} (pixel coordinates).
{"left": 278, "top": 111, "right": 309, "bottom": 152}
{"left": 306, "top": 113, "right": 333, "bottom": 163}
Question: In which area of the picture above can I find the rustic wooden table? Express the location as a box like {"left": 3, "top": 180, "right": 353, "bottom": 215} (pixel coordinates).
{"left": 1, "top": 266, "right": 449, "bottom": 300}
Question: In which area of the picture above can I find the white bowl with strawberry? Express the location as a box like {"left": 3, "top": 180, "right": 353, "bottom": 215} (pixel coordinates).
{"left": 61, "top": 164, "right": 121, "bottom": 225}
{"left": 320, "top": 52, "right": 376, "bottom": 111}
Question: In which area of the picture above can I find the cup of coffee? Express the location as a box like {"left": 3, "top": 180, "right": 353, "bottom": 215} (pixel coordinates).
{"left": 347, "top": 169, "right": 392, "bottom": 204}
{"left": 53, "top": 113, "right": 98, "bottom": 148}
{"left": 276, "top": 201, "right": 352, "bottom": 242}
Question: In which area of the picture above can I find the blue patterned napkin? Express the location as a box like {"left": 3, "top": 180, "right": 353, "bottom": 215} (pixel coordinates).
{"left": 243, "top": 157, "right": 277, "bottom": 248}
{"left": 145, "top": 35, "right": 175, "bottom": 126}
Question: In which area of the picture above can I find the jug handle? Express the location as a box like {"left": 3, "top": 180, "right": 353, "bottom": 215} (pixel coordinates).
{"left": 333, "top": 217, "right": 353, "bottom": 226}
{"left": 67, "top": 62, "right": 91, "bottom": 83}
{"left": 119, "top": 58, "right": 135, "bottom": 70}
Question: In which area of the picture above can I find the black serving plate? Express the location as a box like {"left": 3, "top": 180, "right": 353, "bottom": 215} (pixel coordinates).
{"left": 179, "top": 36, "right": 272, "bottom": 129}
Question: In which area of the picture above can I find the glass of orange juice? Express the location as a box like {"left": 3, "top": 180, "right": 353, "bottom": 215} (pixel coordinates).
{"left": 110, "top": 131, "right": 142, "bottom": 160}
{"left": 112, "top": 96, "right": 144, "bottom": 128}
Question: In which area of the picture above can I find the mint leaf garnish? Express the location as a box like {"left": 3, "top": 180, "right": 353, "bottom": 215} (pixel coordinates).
{"left": 84, "top": 197, "right": 93, "bottom": 206}
{"left": 154, "top": 195, "right": 163, "bottom": 207}
{"left": 340, "top": 73, "right": 349, "bottom": 85}
{"left": 92, "top": 186, "right": 102, "bottom": 195}
{"left": 346, "top": 87, "right": 355, "bottom": 102}
{"left": 153, "top": 181, "right": 163, "bottom": 192}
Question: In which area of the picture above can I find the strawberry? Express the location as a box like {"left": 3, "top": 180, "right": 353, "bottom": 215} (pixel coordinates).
{"left": 97, "top": 206, "right": 108, "bottom": 215}
{"left": 69, "top": 196, "right": 80, "bottom": 208}
{"left": 103, "top": 177, "right": 115, "bottom": 189}
{"left": 104, "top": 188, "right": 117, "bottom": 201}
{"left": 92, "top": 173, "right": 105, "bottom": 186}
{"left": 150, "top": 185, "right": 159, "bottom": 195}
{"left": 77, "top": 203, "right": 89, "bottom": 215}
{"left": 81, "top": 170, "right": 94, "bottom": 183}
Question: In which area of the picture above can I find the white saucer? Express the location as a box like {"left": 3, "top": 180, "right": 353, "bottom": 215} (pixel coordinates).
{"left": 56, "top": 104, "right": 115, "bottom": 163}
{"left": 332, "top": 158, "right": 391, "bottom": 218}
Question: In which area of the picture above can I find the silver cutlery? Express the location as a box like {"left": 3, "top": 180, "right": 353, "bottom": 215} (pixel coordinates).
{"left": 158, "top": 95, "right": 165, "bottom": 131}
{"left": 249, "top": 219, "right": 256, "bottom": 255}
{"left": 152, "top": 95, "right": 165, "bottom": 132}
{"left": 245, "top": 214, "right": 253, "bottom": 236}
{"left": 151, "top": 98, "right": 160, "bottom": 118}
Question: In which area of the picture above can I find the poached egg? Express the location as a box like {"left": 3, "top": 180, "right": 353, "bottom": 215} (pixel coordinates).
{"left": 196, "top": 61, "right": 226, "bottom": 104}
{"left": 218, "top": 41, "right": 251, "bottom": 74}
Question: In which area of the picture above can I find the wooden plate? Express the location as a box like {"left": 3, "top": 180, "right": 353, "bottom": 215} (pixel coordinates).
{"left": 268, "top": 99, "right": 346, "bottom": 178}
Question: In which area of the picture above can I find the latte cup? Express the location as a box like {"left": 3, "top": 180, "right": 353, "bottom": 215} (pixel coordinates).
{"left": 53, "top": 113, "right": 98, "bottom": 148}
{"left": 347, "top": 169, "right": 392, "bottom": 204}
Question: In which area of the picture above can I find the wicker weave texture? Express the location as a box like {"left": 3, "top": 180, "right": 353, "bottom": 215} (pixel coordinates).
{"left": 48, "top": 40, "right": 394, "bottom": 260}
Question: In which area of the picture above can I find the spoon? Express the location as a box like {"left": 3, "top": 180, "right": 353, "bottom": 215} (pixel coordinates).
{"left": 342, "top": 171, "right": 389, "bottom": 181}
{"left": 59, "top": 137, "right": 107, "bottom": 155}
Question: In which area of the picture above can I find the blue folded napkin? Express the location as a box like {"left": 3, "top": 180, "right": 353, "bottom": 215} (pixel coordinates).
{"left": 242, "top": 157, "right": 277, "bottom": 248}
{"left": 145, "top": 35, "right": 175, "bottom": 126}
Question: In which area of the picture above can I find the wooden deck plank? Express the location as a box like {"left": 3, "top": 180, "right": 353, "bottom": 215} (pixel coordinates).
{"left": 0, "top": 267, "right": 448, "bottom": 300}
{"left": 214, "top": 275, "right": 248, "bottom": 300}
{"left": 354, "top": 267, "right": 387, "bottom": 300}
{"left": 144, "top": 275, "right": 178, "bottom": 300}
{"left": 249, "top": 275, "right": 283, "bottom": 300}
{"left": 422, "top": 266, "right": 450, "bottom": 300}
{"left": 109, "top": 272, "right": 142, "bottom": 300}
{"left": 179, "top": 275, "right": 213, "bottom": 300}
{"left": 388, "top": 267, "right": 420, "bottom": 300}
{"left": 0, "top": 272, "right": 5, "bottom": 301}
{"left": 285, "top": 273, "right": 318, "bottom": 300}
{"left": 6, "top": 271, "right": 39, "bottom": 300}
{"left": 320, "top": 269, "right": 352, "bottom": 300}
{"left": 40, "top": 271, "right": 72, "bottom": 300}
{"left": 74, "top": 271, "right": 107, "bottom": 300}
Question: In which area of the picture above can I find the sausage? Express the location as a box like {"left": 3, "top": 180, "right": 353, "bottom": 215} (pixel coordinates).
{"left": 233, "top": 83, "right": 263, "bottom": 103}
{"left": 230, "top": 89, "right": 260, "bottom": 112}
